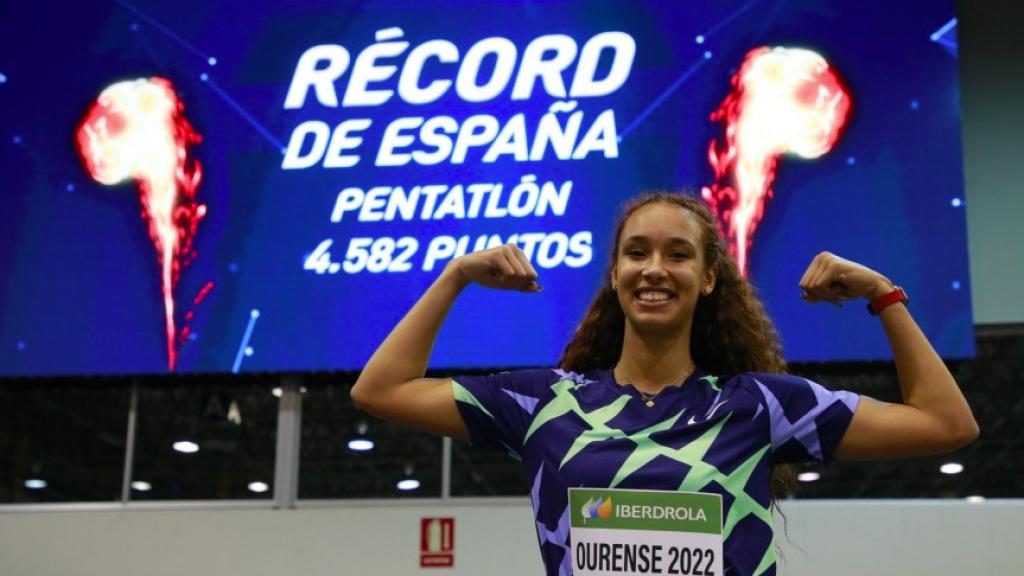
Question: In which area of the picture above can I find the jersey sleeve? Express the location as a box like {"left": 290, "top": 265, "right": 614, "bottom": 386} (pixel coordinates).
{"left": 745, "top": 372, "right": 861, "bottom": 465}
{"left": 450, "top": 369, "right": 556, "bottom": 459}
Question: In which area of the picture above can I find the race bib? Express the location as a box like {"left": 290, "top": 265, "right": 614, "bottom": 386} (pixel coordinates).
{"left": 568, "top": 488, "right": 724, "bottom": 576}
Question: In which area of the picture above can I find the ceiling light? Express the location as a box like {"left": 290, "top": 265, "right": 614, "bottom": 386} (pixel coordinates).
{"left": 248, "top": 481, "right": 269, "bottom": 493}
{"left": 797, "top": 472, "right": 820, "bottom": 482}
{"left": 272, "top": 387, "right": 282, "bottom": 397}
{"left": 397, "top": 478, "right": 420, "bottom": 491}
{"left": 940, "top": 463, "right": 963, "bottom": 475}
{"left": 965, "top": 495, "right": 985, "bottom": 503}
{"left": 173, "top": 441, "right": 200, "bottom": 454}
{"left": 348, "top": 438, "right": 374, "bottom": 452}
{"left": 131, "top": 481, "right": 152, "bottom": 491}
{"left": 24, "top": 478, "right": 47, "bottom": 490}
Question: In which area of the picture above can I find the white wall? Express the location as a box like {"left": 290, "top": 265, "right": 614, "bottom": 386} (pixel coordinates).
{"left": 960, "top": 2, "right": 1024, "bottom": 325}
{"left": 1, "top": 499, "right": 1020, "bottom": 576}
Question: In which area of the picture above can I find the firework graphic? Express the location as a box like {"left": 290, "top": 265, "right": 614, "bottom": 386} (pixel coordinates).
{"left": 75, "top": 77, "right": 205, "bottom": 370}
{"left": 702, "top": 47, "right": 852, "bottom": 275}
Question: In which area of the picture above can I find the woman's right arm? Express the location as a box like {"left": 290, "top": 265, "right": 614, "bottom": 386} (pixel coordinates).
{"left": 350, "top": 243, "right": 540, "bottom": 439}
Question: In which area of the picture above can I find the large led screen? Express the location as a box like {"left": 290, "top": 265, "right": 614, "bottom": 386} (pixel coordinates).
{"left": 0, "top": 0, "right": 972, "bottom": 376}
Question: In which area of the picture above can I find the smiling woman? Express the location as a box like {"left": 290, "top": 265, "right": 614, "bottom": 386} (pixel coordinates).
{"left": 351, "top": 190, "right": 978, "bottom": 576}
{"left": 611, "top": 202, "right": 716, "bottom": 366}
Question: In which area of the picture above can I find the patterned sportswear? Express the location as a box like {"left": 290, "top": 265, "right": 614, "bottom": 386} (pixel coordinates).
{"left": 452, "top": 368, "right": 860, "bottom": 576}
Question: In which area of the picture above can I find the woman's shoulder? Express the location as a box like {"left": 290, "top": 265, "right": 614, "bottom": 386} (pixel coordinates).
{"left": 456, "top": 367, "right": 608, "bottom": 390}
{"left": 717, "top": 371, "right": 856, "bottom": 412}
{"left": 720, "top": 371, "right": 811, "bottom": 386}
{"left": 710, "top": 371, "right": 819, "bottom": 403}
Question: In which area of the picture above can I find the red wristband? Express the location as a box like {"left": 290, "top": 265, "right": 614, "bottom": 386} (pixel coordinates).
{"left": 867, "top": 286, "right": 909, "bottom": 315}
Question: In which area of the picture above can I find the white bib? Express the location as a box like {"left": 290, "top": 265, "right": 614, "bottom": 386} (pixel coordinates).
{"left": 568, "top": 488, "right": 724, "bottom": 576}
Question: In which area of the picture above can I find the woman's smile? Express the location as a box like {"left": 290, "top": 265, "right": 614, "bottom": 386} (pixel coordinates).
{"left": 634, "top": 287, "right": 677, "bottom": 304}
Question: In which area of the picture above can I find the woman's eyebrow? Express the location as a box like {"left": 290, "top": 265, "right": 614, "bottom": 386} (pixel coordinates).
{"left": 622, "top": 235, "right": 695, "bottom": 247}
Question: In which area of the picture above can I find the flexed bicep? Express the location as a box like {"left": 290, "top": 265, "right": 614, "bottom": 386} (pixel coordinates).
{"left": 835, "top": 396, "right": 976, "bottom": 460}
{"left": 357, "top": 377, "right": 469, "bottom": 440}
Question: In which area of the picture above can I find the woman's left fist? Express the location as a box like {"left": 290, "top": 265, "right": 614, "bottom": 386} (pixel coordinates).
{"left": 798, "top": 252, "right": 893, "bottom": 305}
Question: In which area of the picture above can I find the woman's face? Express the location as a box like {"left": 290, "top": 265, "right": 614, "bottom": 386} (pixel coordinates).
{"left": 612, "top": 202, "right": 716, "bottom": 336}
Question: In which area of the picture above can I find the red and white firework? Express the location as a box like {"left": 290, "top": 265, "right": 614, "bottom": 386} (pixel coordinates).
{"left": 702, "top": 47, "right": 851, "bottom": 275}
{"left": 76, "top": 77, "right": 204, "bottom": 370}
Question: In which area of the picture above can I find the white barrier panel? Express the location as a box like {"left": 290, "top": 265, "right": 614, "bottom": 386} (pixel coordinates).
{"left": 0, "top": 499, "right": 1020, "bottom": 575}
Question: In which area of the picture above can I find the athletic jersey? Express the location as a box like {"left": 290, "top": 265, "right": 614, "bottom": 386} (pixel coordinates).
{"left": 452, "top": 368, "right": 860, "bottom": 576}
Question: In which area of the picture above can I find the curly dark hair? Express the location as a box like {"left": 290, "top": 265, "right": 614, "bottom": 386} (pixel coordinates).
{"left": 558, "top": 190, "right": 794, "bottom": 501}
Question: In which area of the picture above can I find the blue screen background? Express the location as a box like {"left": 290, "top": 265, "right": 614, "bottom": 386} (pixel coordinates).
{"left": 0, "top": 0, "right": 972, "bottom": 375}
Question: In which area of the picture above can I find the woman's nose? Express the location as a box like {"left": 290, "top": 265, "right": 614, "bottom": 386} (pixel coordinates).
{"left": 642, "top": 256, "right": 667, "bottom": 280}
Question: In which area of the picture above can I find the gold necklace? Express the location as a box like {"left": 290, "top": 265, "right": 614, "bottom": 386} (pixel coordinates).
{"left": 637, "top": 390, "right": 657, "bottom": 408}
{"left": 615, "top": 364, "right": 694, "bottom": 409}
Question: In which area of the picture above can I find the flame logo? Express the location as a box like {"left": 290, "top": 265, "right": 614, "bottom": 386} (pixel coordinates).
{"left": 580, "top": 496, "right": 614, "bottom": 520}
{"left": 76, "top": 77, "right": 205, "bottom": 370}
{"left": 702, "top": 47, "right": 851, "bottom": 275}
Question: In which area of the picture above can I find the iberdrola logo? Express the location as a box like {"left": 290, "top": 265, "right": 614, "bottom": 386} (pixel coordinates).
{"left": 580, "top": 496, "right": 613, "bottom": 520}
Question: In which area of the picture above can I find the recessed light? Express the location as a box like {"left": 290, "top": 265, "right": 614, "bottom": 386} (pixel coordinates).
{"left": 397, "top": 479, "right": 420, "bottom": 491}
{"left": 131, "top": 481, "right": 152, "bottom": 491}
{"left": 940, "top": 463, "right": 964, "bottom": 475}
{"left": 173, "top": 441, "right": 200, "bottom": 454}
{"left": 248, "top": 481, "right": 269, "bottom": 493}
{"left": 24, "top": 478, "right": 47, "bottom": 490}
{"left": 348, "top": 438, "right": 374, "bottom": 452}
{"left": 797, "top": 472, "right": 821, "bottom": 482}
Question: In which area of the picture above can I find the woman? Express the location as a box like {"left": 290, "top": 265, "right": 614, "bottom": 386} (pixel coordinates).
{"left": 352, "top": 192, "right": 979, "bottom": 576}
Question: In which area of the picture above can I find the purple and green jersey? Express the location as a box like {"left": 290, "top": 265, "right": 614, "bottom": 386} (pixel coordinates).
{"left": 452, "top": 369, "right": 860, "bottom": 576}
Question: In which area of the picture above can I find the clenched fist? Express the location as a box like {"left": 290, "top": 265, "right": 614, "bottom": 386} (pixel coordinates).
{"left": 798, "top": 252, "right": 893, "bottom": 305}
{"left": 448, "top": 243, "right": 542, "bottom": 293}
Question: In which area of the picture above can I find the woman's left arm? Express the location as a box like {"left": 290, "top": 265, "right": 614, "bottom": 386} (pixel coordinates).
{"left": 799, "top": 252, "right": 980, "bottom": 460}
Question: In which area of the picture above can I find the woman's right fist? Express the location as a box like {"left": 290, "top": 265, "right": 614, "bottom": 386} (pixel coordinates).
{"left": 449, "top": 243, "right": 541, "bottom": 292}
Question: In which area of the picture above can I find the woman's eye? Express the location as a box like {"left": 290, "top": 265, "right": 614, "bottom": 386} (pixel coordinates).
{"left": 627, "top": 249, "right": 644, "bottom": 257}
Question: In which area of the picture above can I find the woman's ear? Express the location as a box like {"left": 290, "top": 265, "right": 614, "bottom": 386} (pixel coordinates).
{"left": 703, "top": 265, "right": 717, "bottom": 296}
{"left": 610, "top": 268, "right": 618, "bottom": 291}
